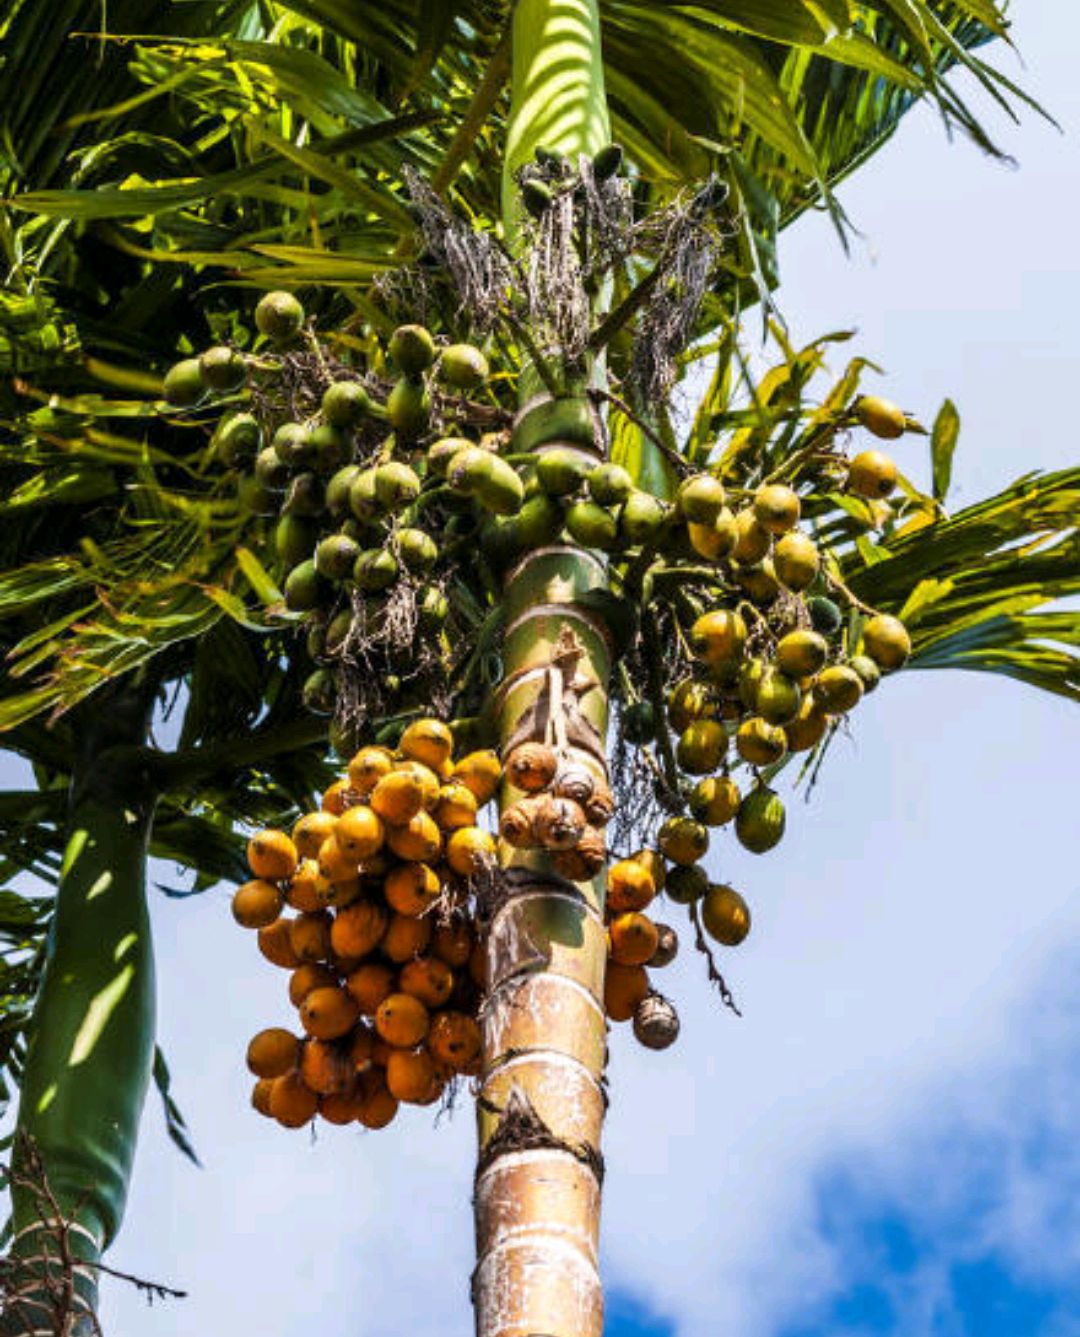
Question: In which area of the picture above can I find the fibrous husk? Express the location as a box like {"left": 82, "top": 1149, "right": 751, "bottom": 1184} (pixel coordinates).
{"left": 551, "top": 826, "right": 607, "bottom": 881}
{"left": 583, "top": 782, "right": 615, "bottom": 827}
{"left": 632, "top": 994, "right": 680, "bottom": 1050}
{"left": 506, "top": 741, "right": 559, "bottom": 794}
{"left": 553, "top": 764, "right": 596, "bottom": 806}
{"left": 499, "top": 798, "right": 541, "bottom": 850}
{"left": 533, "top": 795, "right": 587, "bottom": 851}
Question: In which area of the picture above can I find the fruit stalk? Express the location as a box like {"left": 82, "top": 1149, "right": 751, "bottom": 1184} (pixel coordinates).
{"left": 474, "top": 3, "right": 612, "bottom": 1335}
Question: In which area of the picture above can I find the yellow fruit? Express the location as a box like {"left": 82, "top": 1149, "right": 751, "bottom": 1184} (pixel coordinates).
{"left": 657, "top": 816, "right": 709, "bottom": 867}
{"left": 861, "top": 613, "right": 911, "bottom": 670}
{"left": 334, "top": 805, "right": 385, "bottom": 861}
{"left": 735, "top": 717, "right": 788, "bottom": 766}
{"left": 381, "top": 912, "right": 433, "bottom": 963}
{"left": 317, "top": 834, "right": 361, "bottom": 884}
{"left": 854, "top": 394, "right": 906, "bottom": 439}
{"left": 688, "top": 774, "right": 740, "bottom": 826}
{"left": 752, "top": 484, "right": 800, "bottom": 535}
{"left": 608, "top": 913, "right": 660, "bottom": 967}
{"left": 383, "top": 862, "right": 441, "bottom": 917}
{"left": 386, "top": 810, "right": 442, "bottom": 863}
{"left": 232, "top": 879, "right": 283, "bottom": 929}
{"left": 675, "top": 719, "right": 728, "bottom": 775}
{"left": 370, "top": 770, "right": 425, "bottom": 825}
{"left": 285, "top": 858, "right": 324, "bottom": 913}
{"left": 813, "top": 665, "right": 864, "bottom": 714}
{"left": 258, "top": 918, "right": 302, "bottom": 969}
{"left": 690, "top": 610, "right": 747, "bottom": 666}
{"left": 701, "top": 885, "right": 751, "bottom": 946}
{"left": 427, "top": 1011, "right": 482, "bottom": 1072}
{"left": 292, "top": 810, "right": 338, "bottom": 860}
{"left": 432, "top": 919, "right": 473, "bottom": 968}
{"left": 289, "top": 962, "right": 337, "bottom": 1008}
{"left": 785, "top": 698, "right": 830, "bottom": 752}
{"left": 375, "top": 992, "right": 430, "bottom": 1049}
{"left": 247, "top": 829, "right": 298, "bottom": 882}
{"left": 398, "top": 718, "right": 454, "bottom": 771}
{"left": 773, "top": 532, "right": 820, "bottom": 591}
{"left": 451, "top": 750, "right": 502, "bottom": 804}
{"left": 399, "top": 956, "right": 455, "bottom": 1009}
{"left": 321, "top": 778, "right": 354, "bottom": 816}
{"left": 384, "top": 1048, "right": 442, "bottom": 1105}
{"left": 776, "top": 630, "right": 829, "bottom": 678}
{"left": 288, "top": 910, "right": 332, "bottom": 963}
{"left": 434, "top": 782, "right": 478, "bottom": 831}
{"left": 300, "top": 1039, "right": 353, "bottom": 1096}
{"left": 667, "top": 678, "right": 717, "bottom": 732}
{"left": 446, "top": 826, "right": 496, "bottom": 877}
{"left": 347, "top": 746, "right": 394, "bottom": 794}
{"left": 847, "top": 450, "right": 898, "bottom": 499}
{"left": 330, "top": 900, "right": 388, "bottom": 959}
{"left": 606, "top": 859, "right": 656, "bottom": 913}
{"left": 732, "top": 508, "right": 771, "bottom": 563}
{"left": 268, "top": 1072, "right": 318, "bottom": 1128}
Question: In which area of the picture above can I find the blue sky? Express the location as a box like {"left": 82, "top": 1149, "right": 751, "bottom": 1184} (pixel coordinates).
{"left": 5, "top": 9, "right": 1079, "bottom": 1337}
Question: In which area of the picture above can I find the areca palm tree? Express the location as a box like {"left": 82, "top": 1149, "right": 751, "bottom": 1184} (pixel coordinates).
{"left": 1, "top": 3, "right": 1077, "bottom": 1334}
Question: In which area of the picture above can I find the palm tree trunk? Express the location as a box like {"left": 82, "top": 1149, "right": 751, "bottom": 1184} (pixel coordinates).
{"left": 2, "top": 691, "right": 157, "bottom": 1335}
{"left": 474, "top": 4, "right": 613, "bottom": 1334}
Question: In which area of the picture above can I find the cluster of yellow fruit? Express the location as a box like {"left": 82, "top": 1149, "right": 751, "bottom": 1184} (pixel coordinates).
{"left": 230, "top": 719, "right": 500, "bottom": 1130}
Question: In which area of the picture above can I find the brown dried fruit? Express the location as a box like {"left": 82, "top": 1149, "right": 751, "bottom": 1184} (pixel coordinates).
{"left": 505, "top": 741, "right": 558, "bottom": 793}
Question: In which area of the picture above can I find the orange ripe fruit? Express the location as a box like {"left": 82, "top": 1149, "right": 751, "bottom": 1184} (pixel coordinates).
{"left": 452, "top": 750, "right": 502, "bottom": 805}
{"left": 375, "top": 993, "right": 430, "bottom": 1048}
{"left": 371, "top": 1038, "right": 394, "bottom": 1068}
{"left": 356, "top": 1068, "right": 398, "bottom": 1128}
{"left": 399, "top": 956, "right": 455, "bottom": 1009}
{"left": 347, "top": 746, "right": 394, "bottom": 795}
{"left": 433, "top": 919, "right": 473, "bottom": 969}
{"left": 292, "top": 810, "right": 338, "bottom": 860}
{"left": 384, "top": 1048, "right": 442, "bottom": 1105}
{"left": 370, "top": 770, "right": 425, "bottom": 826}
{"left": 608, "top": 912, "right": 660, "bottom": 967}
{"left": 433, "top": 782, "right": 479, "bottom": 832}
{"left": 300, "top": 986, "right": 360, "bottom": 1040}
{"left": 386, "top": 810, "right": 442, "bottom": 863}
{"left": 330, "top": 900, "right": 388, "bottom": 959}
{"left": 289, "top": 910, "right": 332, "bottom": 963}
{"left": 394, "top": 759, "right": 441, "bottom": 810}
{"left": 285, "top": 859, "right": 324, "bottom": 913}
{"left": 247, "top": 829, "right": 298, "bottom": 882}
{"left": 232, "top": 879, "right": 284, "bottom": 929}
{"left": 606, "top": 859, "right": 656, "bottom": 914}
{"left": 320, "top": 1085, "right": 365, "bottom": 1125}
{"left": 445, "top": 826, "right": 496, "bottom": 878}
{"left": 313, "top": 873, "right": 363, "bottom": 910}
{"left": 246, "top": 1028, "right": 301, "bottom": 1078}
{"left": 258, "top": 918, "right": 302, "bottom": 970}
{"left": 345, "top": 961, "right": 396, "bottom": 1016}
{"left": 427, "top": 1011, "right": 482, "bottom": 1072}
{"left": 468, "top": 939, "right": 488, "bottom": 990}
{"left": 300, "top": 1039, "right": 354, "bottom": 1095}
{"left": 604, "top": 962, "right": 650, "bottom": 1021}
{"left": 398, "top": 718, "right": 454, "bottom": 772}
{"left": 288, "top": 962, "right": 337, "bottom": 1008}
{"left": 335, "top": 805, "right": 385, "bottom": 862}
{"left": 251, "top": 1078, "right": 275, "bottom": 1117}
{"left": 317, "top": 834, "right": 361, "bottom": 884}
{"left": 321, "top": 778, "right": 355, "bottom": 816}
{"left": 384, "top": 862, "right": 441, "bottom": 917}
{"left": 349, "top": 1025, "right": 376, "bottom": 1071}
{"left": 381, "top": 912, "right": 433, "bottom": 964}
{"left": 268, "top": 1071, "right": 318, "bottom": 1128}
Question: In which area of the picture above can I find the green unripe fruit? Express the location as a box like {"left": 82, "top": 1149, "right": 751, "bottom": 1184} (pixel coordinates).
{"left": 315, "top": 533, "right": 360, "bottom": 580}
{"left": 565, "top": 500, "right": 619, "bottom": 552}
{"left": 776, "top": 630, "right": 829, "bottom": 679}
{"left": 753, "top": 483, "right": 801, "bottom": 535}
{"left": 480, "top": 515, "right": 522, "bottom": 565}
{"left": 439, "top": 344, "right": 489, "bottom": 390}
{"left": 427, "top": 437, "right": 473, "bottom": 477}
{"left": 621, "top": 700, "right": 657, "bottom": 743}
{"left": 738, "top": 658, "right": 766, "bottom": 711}
{"left": 284, "top": 559, "right": 323, "bottom": 612}
{"left": 325, "top": 609, "right": 354, "bottom": 656}
{"left": 849, "top": 654, "right": 882, "bottom": 692}
{"left": 755, "top": 668, "right": 802, "bottom": 726}
{"left": 676, "top": 720, "right": 727, "bottom": 775}
{"left": 592, "top": 142, "right": 624, "bottom": 181}
{"left": 198, "top": 346, "right": 247, "bottom": 393}
{"left": 236, "top": 474, "right": 277, "bottom": 516}
{"left": 619, "top": 490, "right": 668, "bottom": 545}
{"left": 808, "top": 596, "right": 843, "bottom": 636}
{"left": 326, "top": 465, "right": 362, "bottom": 520}
{"left": 447, "top": 447, "right": 493, "bottom": 496}
{"left": 374, "top": 461, "right": 421, "bottom": 513}
{"left": 677, "top": 474, "right": 726, "bottom": 525}
{"left": 388, "top": 324, "right": 436, "bottom": 376}
{"left": 588, "top": 462, "right": 634, "bottom": 507}
{"left": 668, "top": 678, "right": 717, "bottom": 733}
{"left": 308, "top": 425, "right": 350, "bottom": 474}
{"left": 386, "top": 377, "right": 431, "bottom": 437}
{"left": 302, "top": 668, "right": 337, "bottom": 716}
{"left": 273, "top": 423, "right": 316, "bottom": 469}
{"left": 735, "top": 787, "right": 786, "bottom": 854}
{"left": 536, "top": 448, "right": 593, "bottom": 497}
{"left": 353, "top": 547, "right": 399, "bottom": 592}
{"left": 813, "top": 665, "right": 864, "bottom": 714}
{"left": 275, "top": 515, "right": 318, "bottom": 570}
{"left": 522, "top": 178, "right": 553, "bottom": 217}
{"left": 473, "top": 457, "right": 525, "bottom": 516}
{"left": 254, "top": 446, "right": 290, "bottom": 491}
{"left": 214, "top": 412, "right": 261, "bottom": 467}
{"left": 515, "top": 494, "right": 564, "bottom": 547}
{"left": 255, "top": 291, "right": 304, "bottom": 341}
{"left": 773, "top": 532, "right": 820, "bottom": 592}
{"left": 321, "top": 380, "right": 371, "bottom": 428}
{"left": 162, "top": 358, "right": 204, "bottom": 407}
{"left": 664, "top": 863, "right": 709, "bottom": 905}
{"left": 417, "top": 585, "right": 449, "bottom": 630}
{"left": 348, "top": 468, "right": 380, "bottom": 522}
{"left": 306, "top": 622, "right": 328, "bottom": 662}
{"left": 282, "top": 472, "right": 324, "bottom": 518}
{"left": 396, "top": 527, "right": 438, "bottom": 572}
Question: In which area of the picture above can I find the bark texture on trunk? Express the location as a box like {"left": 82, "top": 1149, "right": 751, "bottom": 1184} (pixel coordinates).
{"left": 2, "top": 694, "right": 157, "bottom": 1335}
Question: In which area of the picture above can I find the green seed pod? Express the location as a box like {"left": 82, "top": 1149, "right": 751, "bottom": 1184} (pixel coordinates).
{"left": 214, "top": 412, "right": 261, "bottom": 468}
{"left": 808, "top": 596, "right": 843, "bottom": 636}
{"left": 588, "top": 462, "right": 634, "bottom": 507}
{"left": 306, "top": 621, "right": 328, "bottom": 662}
{"left": 439, "top": 344, "right": 489, "bottom": 391}
{"left": 388, "top": 325, "right": 436, "bottom": 376}
{"left": 162, "top": 358, "right": 204, "bottom": 407}
{"left": 677, "top": 474, "right": 726, "bottom": 526}
{"left": 282, "top": 472, "right": 324, "bottom": 518}
{"left": 254, "top": 291, "right": 304, "bottom": 342}
{"left": 308, "top": 425, "right": 350, "bottom": 475}
{"left": 254, "top": 446, "right": 290, "bottom": 492}
{"left": 592, "top": 142, "right": 624, "bottom": 181}
{"left": 734, "top": 786, "right": 786, "bottom": 854}
{"left": 565, "top": 500, "right": 619, "bottom": 552}
{"left": 275, "top": 515, "right": 319, "bottom": 570}
{"left": 198, "top": 346, "right": 247, "bottom": 394}
{"left": 315, "top": 533, "right": 360, "bottom": 581}
{"left": 374, "top": 461, "right": 421, "bottom": 513}
{"left": 427, "top": 436, "right": 474, "bottom": 478}
{"left": 326, "top": 465, "right": 362, "bottom": 520}
{"left": 321, "top": 380, "right": 371, "bottom": 428}
{"left": 536, "top": 447, "right": 592, "bottom": 497}
{"left": 619, "top": 490, "right": 668, "bottom": 545}
{"left": 284, "top": 559, "right": 324, "bottom": 612}
{"left": 348, "top": 467, "right": 381, "bottom": 522}
{"left": 396, "top": 527, "right": 438, "bottom": 572}
{"left": 621, "top": 700, "right": 657, "bottom": 743}
{"left": 302, "top": 668, "right": 337, "bottom": 716}
{"left": 447, "top": 447, "right": 494, "bottom": 496}
{"left": 272, "top": 423, "right": 316, "bottom": 469}
{"left": 385, "top": 377, "right": 431, "bottom": 437}
{"left": 353, "top": 547, "right": 399, "bottom": 592}
{"left": 472, "top": 456, "right": 525, "bottom": 516}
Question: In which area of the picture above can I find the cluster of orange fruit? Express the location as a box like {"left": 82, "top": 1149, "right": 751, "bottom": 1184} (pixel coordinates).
{"left": 231, "top": 719, "right": 501, "bottom": 1130}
